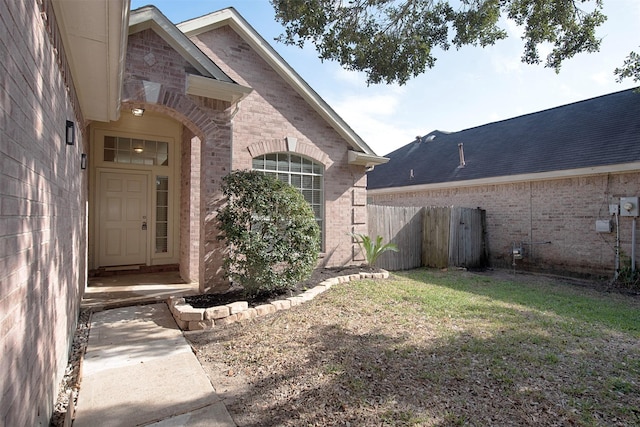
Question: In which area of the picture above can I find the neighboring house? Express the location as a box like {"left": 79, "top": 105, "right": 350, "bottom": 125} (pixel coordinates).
{"left": 368, "top": 88, "right": 640, "bottom": 277}
{"left": 0, "top": 2, "right": 386, "bottom": 425}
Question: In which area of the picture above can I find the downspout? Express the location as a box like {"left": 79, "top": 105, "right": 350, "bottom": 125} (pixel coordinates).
{"left": 632, "top": 218, "right": 637, "bottom": 273}
{"left": 529, "top": 181, "right": 534, "bottom": 260}
{"left": 614, "top": 211, "right": 620, "bottom": 280}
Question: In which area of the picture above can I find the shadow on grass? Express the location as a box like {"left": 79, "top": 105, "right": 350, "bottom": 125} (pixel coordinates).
{"left": 189, "top": 300, "right": 640, "bottom": 426}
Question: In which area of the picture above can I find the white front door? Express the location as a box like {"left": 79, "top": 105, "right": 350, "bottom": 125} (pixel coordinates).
{"left": 97, "top": 171, "right": 149, "bottom": 267}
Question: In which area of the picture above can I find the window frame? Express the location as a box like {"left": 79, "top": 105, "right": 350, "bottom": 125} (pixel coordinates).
{"left": 252, "top": 152, "right": 325, "bottom": 249}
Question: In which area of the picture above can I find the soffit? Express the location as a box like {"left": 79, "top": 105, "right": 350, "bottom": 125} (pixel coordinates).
{"left": 186, "top": 74, "right": 252, "bottom": 103}
{"left": 51, "top": 0, "right": 129, "bottom": 122}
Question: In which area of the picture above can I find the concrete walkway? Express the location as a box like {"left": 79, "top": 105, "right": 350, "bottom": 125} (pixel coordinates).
{"left": 73, "top": 303, "right": 236, "bottom": 427}
{"left": 82, "top": 271, "right": 199, "bottom": 310}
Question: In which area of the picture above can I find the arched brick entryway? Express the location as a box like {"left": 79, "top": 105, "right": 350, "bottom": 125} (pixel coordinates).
{"left": 119, "top": 78, "right": 235, "bottom": 292}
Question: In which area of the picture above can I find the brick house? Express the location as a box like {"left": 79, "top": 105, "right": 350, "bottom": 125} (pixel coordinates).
{"left": 0, "top": 2, "right": 385, "bottom": 425}
{"left": 368, "top": 89, "right": 640, "bottom": 277}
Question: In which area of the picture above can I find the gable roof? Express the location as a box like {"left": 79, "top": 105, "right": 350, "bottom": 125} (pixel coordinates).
{"left": 130, "top": 6, "right": 233, "bottom": 82}
{"left": 129, "top": 6, "right": 252, "bottom": 104}
{"left": 177, "top": 8, "right": 387, "bottom": 163}
{"left": 368, "top": 88, "right": 640, "bottom": 191}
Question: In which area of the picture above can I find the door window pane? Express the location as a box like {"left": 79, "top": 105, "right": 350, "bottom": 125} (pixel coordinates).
{"left": 117, "top": 138, "right": 131, "bottom": 150}
{"left": 155, "top": 176, "right": 169, "bottom": 253}
{"left": 103, "top": 136, "right": 170, "bottom": 166}
{"left": 156, "top": 206, "right": 168, "bottom": 222}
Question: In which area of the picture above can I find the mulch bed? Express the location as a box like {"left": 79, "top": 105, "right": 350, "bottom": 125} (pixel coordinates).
{"left": 185, "top": 265, "right": 380, "bottom": 308}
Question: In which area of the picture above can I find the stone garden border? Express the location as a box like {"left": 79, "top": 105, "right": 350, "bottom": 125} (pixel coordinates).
{"left": 167, "top": 270, "right": 390, "bottom": 331}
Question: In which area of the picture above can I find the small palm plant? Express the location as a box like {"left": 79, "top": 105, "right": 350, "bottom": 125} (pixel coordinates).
{"left": 351, "top": 233, "right": 399, "bottom": 267}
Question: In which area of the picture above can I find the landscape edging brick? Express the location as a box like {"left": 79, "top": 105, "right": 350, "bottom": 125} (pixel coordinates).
{"left": 167, "top": 270, "right": 389, "bottom": 331}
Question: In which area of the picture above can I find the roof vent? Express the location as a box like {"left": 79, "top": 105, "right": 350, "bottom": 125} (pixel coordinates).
{"left": 425, "top": 134, "right": 436, "bottom": 141}
{"left": 458, "top": 143, "right": 466, "bottom": 168}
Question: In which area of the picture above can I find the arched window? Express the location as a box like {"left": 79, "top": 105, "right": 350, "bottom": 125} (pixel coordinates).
{"left": 252, "top": 153, "right": 324, "bottom": 245}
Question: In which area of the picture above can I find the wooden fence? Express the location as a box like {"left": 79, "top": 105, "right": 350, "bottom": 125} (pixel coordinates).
{"left": 446, "top": 206, "right": 488, "bottom": 268}
{"left": 422, "top": 207, "right": 450, "bottom": 268}
{"left": 366, "top": 205, "right": 423, "bottom": 270}
{"left": 368, "top": 205, "right": 488, "bottom": 271}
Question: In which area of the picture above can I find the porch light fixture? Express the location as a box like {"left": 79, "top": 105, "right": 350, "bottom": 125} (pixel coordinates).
{"left": 80, "top": 153, "right": 87, "bottom": 170}
{"left": 131, "top": 108, "right": 145, "bottom": 117}
{"left": 66, "top": 120, "right": 75, "bottom": 145}
{"left": 133, "top": 141, "right": 144, "bottom": 153}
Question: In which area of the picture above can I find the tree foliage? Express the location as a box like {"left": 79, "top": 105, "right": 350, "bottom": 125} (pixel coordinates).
{"left": 615, "top": 49, "right": 640, "bottom": 86}
{"left": 217, "top": 170, "right": 320, "bottom": 297}
{"left": 271, "top": 0, "right": 606, "bottom": 85}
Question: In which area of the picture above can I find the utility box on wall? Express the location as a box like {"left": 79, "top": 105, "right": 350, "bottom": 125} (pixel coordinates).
{"left": 620, "top": 197, "right": 639, "bottom": 217}
{"left": 596, "top": 219, "right": 613, "bottom": 233}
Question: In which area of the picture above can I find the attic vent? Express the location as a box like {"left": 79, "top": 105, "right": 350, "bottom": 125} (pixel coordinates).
{"left": 458, "top": 143, "right": 466, "bottom": 167}
{"left": 425, "top": 134, "right": 436, "bottom": 141}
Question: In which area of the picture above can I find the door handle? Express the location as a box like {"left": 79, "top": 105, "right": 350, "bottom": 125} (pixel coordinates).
{"left": 142, "top": 221, "right": 147, "bottom": 230}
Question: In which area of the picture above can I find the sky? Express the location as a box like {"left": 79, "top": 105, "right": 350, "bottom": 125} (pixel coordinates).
{"left": 130, "top": 0, "right": 640, "bottom": 156}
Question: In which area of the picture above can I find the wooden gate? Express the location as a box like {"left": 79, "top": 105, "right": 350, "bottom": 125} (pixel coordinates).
{"left": 448, "top": 207, "right": 487, "bottom": 268}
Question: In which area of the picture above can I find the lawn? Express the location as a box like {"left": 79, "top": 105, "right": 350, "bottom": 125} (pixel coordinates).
{"left": 187, "top": 269, "right": 640, "bottom": 426}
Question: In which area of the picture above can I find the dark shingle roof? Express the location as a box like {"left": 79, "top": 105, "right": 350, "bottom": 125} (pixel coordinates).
{"left": 367, "top": 88, "right": 640, "bottom": 190}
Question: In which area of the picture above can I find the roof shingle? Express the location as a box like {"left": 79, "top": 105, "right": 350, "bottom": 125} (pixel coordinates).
{"left": 367, "top": 88, "right": 640, "bottom": 189}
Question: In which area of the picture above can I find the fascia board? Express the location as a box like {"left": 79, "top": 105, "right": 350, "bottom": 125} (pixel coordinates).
{"left": 368, "top": 162, "right": 640, "bottom": 195}
{"left": 109, "top": 0, "right": 129, "bottom": 121}
{"left": 348, "top": 150, "right": 389, "bottom": 167}
{"left": 186, "top": 74, "right": 253, "bottom": 103}
{"left": 178, "top": 8, "right": 379, "bottom": 157}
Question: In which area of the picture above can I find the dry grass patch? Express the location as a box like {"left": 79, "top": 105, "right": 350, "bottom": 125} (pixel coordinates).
{"left": 187, "top": 269, "right": 640, "bottom": 426}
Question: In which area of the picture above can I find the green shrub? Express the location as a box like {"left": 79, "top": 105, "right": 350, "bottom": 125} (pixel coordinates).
{"left": 351, "top": 233, "right": 399, "bottom": 267}
{"left": 615, "top": 252, "right": 640, "bottom": 289}
{"left": 217, "top": 170, "right": 320, "bottom": 297}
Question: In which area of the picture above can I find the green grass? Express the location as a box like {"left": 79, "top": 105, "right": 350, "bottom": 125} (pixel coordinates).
{"left": 194, "top": 267, "right": 640, "bottom": 426}
{"left": 325, "top": 269, "right": 640, "bottom": 424}
{"left": 378, "top": 269, "right": 640, "bottom": 338}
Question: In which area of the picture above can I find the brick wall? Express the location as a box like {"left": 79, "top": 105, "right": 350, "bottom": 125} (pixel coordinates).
{"left": 125, "top": 29, "right": 189, "bottom": 93}
{"left": 0, "top": 0, "right": 87, "bottom": 425}
{"left": 370, "top": 172, "right": 640, "bottom": 277}
{"left": 124, "top": 17, "right": 370, "bottom": 287}
{"left": 190, "top": 26, "right": 368, "bottom": 266}
{"left": 179, "top": 129, "right": 201, "bottom": 283}
{"left": 124, "top": 30, "right": 234, "bottom": 291}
